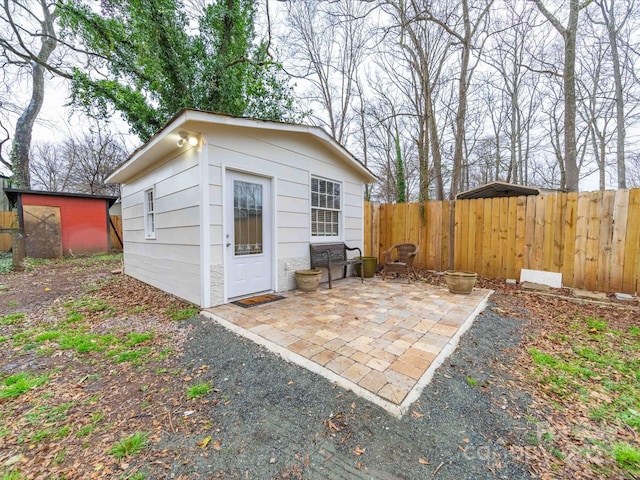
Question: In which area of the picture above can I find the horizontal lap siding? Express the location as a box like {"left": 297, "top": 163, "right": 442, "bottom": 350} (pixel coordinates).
{"left": 207, "top": 129, "right": 366, "bottom": 261}
{"left": 120, "top": 150, "right": 201, "bottom": 305}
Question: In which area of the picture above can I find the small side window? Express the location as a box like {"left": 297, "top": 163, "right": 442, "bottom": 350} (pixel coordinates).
{"left": 144, "top": 188, "right": 156, "bottom": 239}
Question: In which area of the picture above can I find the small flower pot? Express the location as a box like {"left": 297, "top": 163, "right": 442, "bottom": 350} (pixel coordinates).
{"left": 444, "top": 270, "right": 477, "bottom": 295}
{"left": 295, "top": 269, "right": 322, "bottom": 292}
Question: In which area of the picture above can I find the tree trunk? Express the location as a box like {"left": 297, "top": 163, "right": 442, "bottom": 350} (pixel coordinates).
{"left": 562, "top": 0, "right": 579, "bottom": 192}
{"left": 9, "top": 1, "right": 58, "bottom": 188}
{"left": 600, "top": 0, "right": 626, "bottom": 188}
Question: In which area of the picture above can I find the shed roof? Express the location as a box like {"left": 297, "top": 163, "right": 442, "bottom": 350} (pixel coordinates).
{"left": 106, "top": 109, "right": 377, "bottom": 184}
{"left": 4, "top": 188, "right": 118, "bottom": 207}
{"left": 456, "top": 181, "right": 545, "bottom": 200}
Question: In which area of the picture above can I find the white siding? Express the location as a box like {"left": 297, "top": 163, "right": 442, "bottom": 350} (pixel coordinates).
{"left": 120, "top": 149, "right": 202, "bottom": 305}
{"left": 204, "top": 126, "right": 366, "bottom": 298}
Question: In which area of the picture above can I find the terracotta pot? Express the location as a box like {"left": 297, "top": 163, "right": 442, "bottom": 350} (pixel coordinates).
{"left": 444, "top": 270, "right": 477, "bottom": 294}
{"left": 295, "top": 269, "right": 322, "bottom": 292}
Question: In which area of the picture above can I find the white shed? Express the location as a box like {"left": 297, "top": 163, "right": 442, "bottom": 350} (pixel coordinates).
{"left": 107, "top": 109, "right": 376, "bottom": 308}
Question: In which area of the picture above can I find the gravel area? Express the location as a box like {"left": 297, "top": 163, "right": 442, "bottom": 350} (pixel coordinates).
{"left": 150, "top": 304, "right": 536, "bottom": 479}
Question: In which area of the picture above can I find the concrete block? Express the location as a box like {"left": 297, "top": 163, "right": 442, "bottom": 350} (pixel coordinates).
{"left": 519, "top": 269, "right": 562, "bottom": 289}
{"left": 521, "top": 281, "right": 551, "bottom": 292}
{"left": 614, "top": 293, "right": 635, "bottom": 301}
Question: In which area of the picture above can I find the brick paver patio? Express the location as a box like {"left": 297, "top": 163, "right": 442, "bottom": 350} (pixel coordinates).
{"left": 202, "top": 278, "right": 491, "bottom": 417}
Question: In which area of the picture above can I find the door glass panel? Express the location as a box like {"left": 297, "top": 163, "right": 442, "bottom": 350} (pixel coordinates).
{"left": 234, "top": 180, "right": 263, "bottom": 256}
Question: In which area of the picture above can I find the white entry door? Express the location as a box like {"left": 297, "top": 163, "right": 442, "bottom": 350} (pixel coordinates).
{"left": 226, "top": 171, "right": 272, "bottom": 298}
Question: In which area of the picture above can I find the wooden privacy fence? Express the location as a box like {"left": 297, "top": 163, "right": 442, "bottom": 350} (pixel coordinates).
{"left": 0, "top": 211, "right": 17, "bottom": 251}
{"left": 365, "top": 188, "right": 640, "bottom": 295}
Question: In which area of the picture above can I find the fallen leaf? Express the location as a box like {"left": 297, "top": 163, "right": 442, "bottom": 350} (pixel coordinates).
{"left": 269, "top": 457, "right": 276, "bottom": 464}
{"left": 353, "top": 446, "right": 365, "bottom": 456}
{"left": 411, "top": 410, "right": 424, "bottom": 418}
{"left": 418, "top": 458, "right": 430, "bottom": 465}
{"left": 288, "top": 380, "right": 294, "bottom": 385}
{"left": 197, "top": 436, "right": 211, "bottom": 448}
{"left": 463, "top": 438, "right": 470, "bottom": 443}
{"left": 212, "top": 441, "right": 221, "bottom": 451}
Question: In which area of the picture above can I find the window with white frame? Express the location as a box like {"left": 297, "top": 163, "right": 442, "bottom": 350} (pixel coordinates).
{"left": 144, "top": 188, "right": 156, "bottom": 238}
{"left": 311, "top": 177, "right": 341, "bottom": 237}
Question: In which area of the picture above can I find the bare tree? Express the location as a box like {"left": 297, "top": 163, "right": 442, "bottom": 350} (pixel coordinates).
{"left": 380, "top": 0, "right": 453, "bottom": 201}
{"left": 283, "top": 0, "right": 374, "bottom": 145}
{"left": 414, "top": 0, "right": 494, "bottom": 199}
{"left": 0, "top": 0, "right": 72, "bottom": 187}
{"left": 30, "top": 142, "right": 75, "bottom": 192}
{"left": 30, "top": 128, "right": 125, "bottom": 196}
{"left": 589, "top": 0, "right": 637, "bottom": 188}
{"left": 533, "top": 0, "right": 594, "bottom": 192}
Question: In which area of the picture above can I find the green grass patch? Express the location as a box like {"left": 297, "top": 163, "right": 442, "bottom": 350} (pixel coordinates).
{"left": 613, "top": 442, "right": 640, "bottom": 474}
{"left": 26, "top": 402, "right": 74, "bottom": 424}
{"left": 109, "top": 432, "right": 149, "bottom": 459}
{"left": 2, "top": 471, "right": 24, "bottom": 480}
{"left": 125, "top": 332, "right": 154, "bottom": 347}
{"left": 466, "top": 376, "right": 478, "bottom": 387}
{"left": 0, "top": 313, "right": 25, "bottom": 326}
{"left": 529, "top": 315, "right": 640, "bottom": 476}
{"left": 0, "top": 372, "right": 49, "bottom": 399}
{"left": 109, "top": 347, "right": 152, "bottom": 364}
{"left": 186, "top": 382, "right": 211, "bottom": 400}
{"left": 165, "top": 305, "right": 199, "bottom": 321}
{"left": 64, "top": 310, "right": 84, "bottom": 323}
{"left": 0, "top": 252, "right": 13, "bottom": 274}
{"left": 586, "top": 317, "right": 608, "bottom": 332}
{"left": 23, "top": 257, "right": 51, "bottom": 271}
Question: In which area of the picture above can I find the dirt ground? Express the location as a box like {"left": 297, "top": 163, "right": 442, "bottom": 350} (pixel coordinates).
{"left": 0, "top": 256, "right": 638, "bottom": 479}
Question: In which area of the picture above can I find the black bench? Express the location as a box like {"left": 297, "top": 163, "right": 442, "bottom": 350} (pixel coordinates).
{"left": 309, "top": 243, "right": 364, "bottom": 289}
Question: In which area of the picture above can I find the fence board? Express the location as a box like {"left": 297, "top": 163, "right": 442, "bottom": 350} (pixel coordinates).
{"left": 573, "top": 193, "right": 590, "bottom": 289}
{"left": 584, "top": 192, "right": 602, "bottom": 291}
{"left": 554, "top": 193, "right": 567, "bottom": 272}
{"left": 542, "top": 194, "right": 555, "bottom": 272}
{"left": 473, "top": 199, "right": 484, "bottom": 275}
{"left": 456, "top": 199, "right": 468, "bottom": 270}
{"left": 562, "top": 192, "right": 578, "bottom": 287}
{"left": 515, "top": 196, "right": 526, "bottom": 280}
{"left": 610, "top": 190, "right": 629, "bottom": 293}
{"left": 506, "top": 197, "right": 517, "bottom": 279}
{"left": 481, "top": 199, "right": 492, "bottom": 275}
{"left": 524, "top": 195, "right": 536, "bottom": 269}
{"left": 442, "top": 201, "right": 452, "bottom": 271}
{"left": 466, "top": 199, "right": 476, "bottom": 273}
{"left": 598, "top": 191, "right": 615, "bottom": 292}
{"left": 623, "top": 189, "right": 640, "bottom": 294}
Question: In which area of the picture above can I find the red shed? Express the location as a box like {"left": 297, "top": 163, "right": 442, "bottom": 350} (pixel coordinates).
{"left": 5, "top": 189, "right": 117, "bottom": 258}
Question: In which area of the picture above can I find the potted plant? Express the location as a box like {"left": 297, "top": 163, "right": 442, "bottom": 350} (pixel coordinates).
{"left": 295, "top": 269, "right": 322, "bottom": 292}
{"left": 443, "top": 270, "right": 477, "bottom": 294}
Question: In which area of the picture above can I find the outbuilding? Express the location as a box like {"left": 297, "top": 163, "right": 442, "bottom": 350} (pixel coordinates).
{"left": 4, "top": 189, "right": 117, "bottom": 258}
{"left": 106, "top": 109, "right": 376, "bottom": 308}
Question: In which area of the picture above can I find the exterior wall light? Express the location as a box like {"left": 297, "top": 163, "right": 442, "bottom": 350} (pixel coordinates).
{"left": 177, "top": 132, "right": 199, "bottom": 147}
